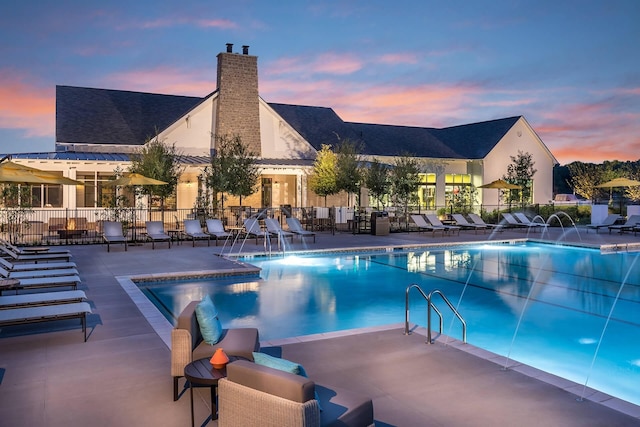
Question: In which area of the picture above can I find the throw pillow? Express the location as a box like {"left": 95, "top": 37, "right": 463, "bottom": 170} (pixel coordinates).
{"left": 195, "top": 295, "right": 223, "bottom": 345}
{"left": 252, "top": 352, "right": 322, "bottom": 411}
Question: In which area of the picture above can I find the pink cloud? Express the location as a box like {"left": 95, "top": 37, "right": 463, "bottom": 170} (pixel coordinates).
{"left": 104, "top": 67, "right": 215, "bottom": 96}
{"left": 265, "top": 52, "right": 363, "bottom": 76}
{"left": 0, "top": 72, "right": 54, "bottom": 138}
{"left": 376, "top": 53, "right": 420, "bottom": 65}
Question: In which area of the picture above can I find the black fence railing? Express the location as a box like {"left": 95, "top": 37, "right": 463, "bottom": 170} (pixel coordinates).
{"left": 0, "top": 202, "right": 604, "bottom": 246}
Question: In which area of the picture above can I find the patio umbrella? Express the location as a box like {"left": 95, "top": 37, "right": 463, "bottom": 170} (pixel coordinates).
{"left": 0, "top": 161, "right": 82, "bottom": 185}
{"left": 595, "top": 177, "right": 640, "bottom": 213}
{"left": 106, "top": 173, "right": 168, "bottom": 243}
{"left": 479, "top": 179, "right": 522, "bottom": 211}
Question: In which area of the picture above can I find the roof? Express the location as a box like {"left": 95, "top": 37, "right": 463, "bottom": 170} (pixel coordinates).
{"left": 56, "top": 86, "right": 204, "bottom": 146}
{"left": 55, "top": 85, "right": 520, "bottom": 160}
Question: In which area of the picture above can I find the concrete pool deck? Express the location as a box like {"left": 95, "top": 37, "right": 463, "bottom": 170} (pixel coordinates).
{"left": 1, "top": 226, "right": 639, "bottom": 426}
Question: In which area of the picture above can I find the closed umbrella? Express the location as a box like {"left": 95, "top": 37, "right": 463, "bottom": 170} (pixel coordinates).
{"left": 479, "top": 179, "right": 522, "bottom": 211}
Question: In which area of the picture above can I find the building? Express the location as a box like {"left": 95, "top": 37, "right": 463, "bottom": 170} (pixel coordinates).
{"left": 6, "top": 43, "right": 558, "bottom": 215}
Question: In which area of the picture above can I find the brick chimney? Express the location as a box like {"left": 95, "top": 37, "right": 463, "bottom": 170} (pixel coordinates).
{"left": 215, "top": 44, "right": 261, "bottom": 156}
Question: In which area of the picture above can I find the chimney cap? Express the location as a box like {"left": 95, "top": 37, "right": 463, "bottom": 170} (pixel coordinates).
{"left": 226, "top": 43, "right": 233, "bottom": 53}
{"left": 242, "top": 45, "right": 249, "bottom": 55}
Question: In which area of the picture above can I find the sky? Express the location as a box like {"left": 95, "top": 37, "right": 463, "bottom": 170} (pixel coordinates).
{"left": 0, "top": 1, "right": 638, "bottom": 165}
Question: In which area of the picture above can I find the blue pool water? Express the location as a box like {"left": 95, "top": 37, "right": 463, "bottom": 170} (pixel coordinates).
{"left": 138, "top": 242, "right": 640, "bottom": 406}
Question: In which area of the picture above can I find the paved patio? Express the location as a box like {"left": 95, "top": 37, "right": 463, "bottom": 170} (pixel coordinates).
{"left": 1, "top": 226, "right": 639, "bottom": 426}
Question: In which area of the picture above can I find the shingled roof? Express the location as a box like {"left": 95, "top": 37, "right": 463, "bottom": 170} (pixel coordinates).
{"left": 56, "top": 86, "right": 204, "bottom": 146}
{"left": 56, "top": 86, "right": 520, "bottom": 159}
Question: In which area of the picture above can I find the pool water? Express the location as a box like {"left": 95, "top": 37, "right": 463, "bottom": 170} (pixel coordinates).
{"left": 138, "top": 242, "right": 640, "bottom": 406}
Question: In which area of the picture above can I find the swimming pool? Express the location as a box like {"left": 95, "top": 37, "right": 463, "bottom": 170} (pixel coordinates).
{"left": 138, "top": 242, "right": 640, "bottom": 406}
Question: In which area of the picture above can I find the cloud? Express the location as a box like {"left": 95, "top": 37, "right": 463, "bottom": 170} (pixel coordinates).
{"left": 0, "top": 71, "right": 54, "bottom": 138}
{"left": 104, "top": 67, "right": 215, "bottom": 96}
{"left": 265, "top": 52, "right": 363, "bottom": 77}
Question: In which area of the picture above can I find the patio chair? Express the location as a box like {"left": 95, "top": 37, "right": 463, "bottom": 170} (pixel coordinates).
{"left": 468, "top": 213, "right": 501, "bottom": 230}
{"left": 0, "top": 302, "right": 91, "bottom": 341}
{"left": 0, "top": 290, "right": 86, "bottom": 309}
{"left": 286, "top": 217, "right": 316, "bottom": 242}
{"left": 243, "top": 218, "right": 270, "bottom": 244}
{"left": 425, "top": 214, "right": 461, "bottom": 236}
{"left": 264, "top": 218, "right": 294, "bottom": 243}
{"left": 410, "top": 214, "right": 446, "bottom": 236}
{"left": 608, "top": 215, "right": 640, "bottom": 234}
{"left": 513, "top": 212, "right": 548, "bottom": 229}
{"left": 0, "top": 239, "right": 71, "bottom": 257}
{"left": 451, "top": 214, "right": 487, "bottom": 233}
{"left": 205, "top": 219, "right": 232, "bottom": 246}
{"left": 0, "top": 264, "right": 78, "bottom": 280}
{"left": 502, "top": 212, "right": 534, "bottom": 229}
{"left": 183, "top": 220, "right": 211, "bottom": 247}
{"left": 0, "top": 257, "right": 76, "bottom": 274}
{"left": 0, "top": 245, "right": 72, "bottom": 263}
{"left": 0, "top": 268, "right": 81, "bottom": 291}
{"left": 102, "top": 221, "right": 128, "bottom": 252}
{"left": 145, "top": 221, "right": 171, "bottom": 249}
{"left": 585, "top": 214, "right": 621, "bottom": 233}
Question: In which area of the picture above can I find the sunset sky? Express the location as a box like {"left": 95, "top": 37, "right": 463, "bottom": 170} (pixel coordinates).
{"left": 1, "top": 1, "right": 638, "bottom": 165}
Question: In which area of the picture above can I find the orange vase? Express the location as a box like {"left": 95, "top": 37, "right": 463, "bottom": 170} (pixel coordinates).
{"left": 210, "top": 348, "right": 230, "bottom": 369}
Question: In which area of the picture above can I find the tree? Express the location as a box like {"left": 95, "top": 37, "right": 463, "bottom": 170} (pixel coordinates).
{"left": 204, "top": 134, "right": 260, "bottom": 209}
{"left": 335, "top": 139, "right": 362, "bottom": 207}
{"left": 364, "top": 158, "right": 390, "bottom": 210}
{"left": 503, "top": 150, "right": 537, "bottom": 206}
{"left": 389, "top": 154, "right": 421, "bottom": 227}
{"left": 567, "top": 161, "right": 604, "bottom": 201}
{"left": 308, "top": 144, "right": 338, "bottom": 206}
{"left": 129, "top": 137, "right": 182, "bottom": 221}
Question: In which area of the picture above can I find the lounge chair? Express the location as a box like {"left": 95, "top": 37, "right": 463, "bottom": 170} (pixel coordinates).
{"left": 425, "top": 214, "right": 461, "bottom": 236}
{"left": 451, "top": 214, "right": 487, "bottom": 233}
{"left": 0, "top": 239, "right": 71, "bottom": 257}
{"left": 585, "top": 214, "right": 621, "bottom": 233}
{"left": 183, "top": 220, "right": 211, "bottom": 247}
{"left": 0, "top": 256, "right": 76, "bottom": 272}
{"left": 205, "top": 219, "right": 232, "bottom": 246}
{"left": 502, "top": 212, "right": 534, "bottom": 229}
{"left": 410, "top": 214, "right": 446, "bottom": 236}
{"left": 0, "top": 245, "right": 72, "bottom": 263}
{"left": 102, "top": 221, "right": 128, "bottom": 252}
{"left": 468, "top": 213, "right": 501, "bottom": 230}
{"left": 243, "top": 218, "right": 270, "bottom": 244}
{"left": 0, "top": 302, "right": 91, "bottom": 341}
{"left": 0, "top": 265, "right": 78, "bottom": 280}
{"left": 0, "top": 290, "right": 86, "bottom": 309}
{"left": 0, "top": 271, "right": 81, "bottom": 292}
{"left": 513, "top": 212, "right": 548, "bottom": 229}
{"left": 264, "top": 218, "right": 294, "bottom": 243}
{"left": 608, "top": 215, "right": 640, "bottom": 234}
{"left": 286, "top": 217, "right": 316, "bottom": 242}
{"left": 171, "top": 300, "right": 260, "bottom": 401}
{"left": 145, "top": 221, "right": 171, "bottom": 249}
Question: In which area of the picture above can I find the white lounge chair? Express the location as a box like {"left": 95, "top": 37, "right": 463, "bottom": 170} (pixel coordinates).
{"left": 0, "top": 265, "right": 79, "bottom": 280}
{"left": 0, "top": 245, "right": 72, "bottom": 263}
{"left": 0, "top": 257, "right": 76, "bottom": 272}
{"left": 145, "top": 221, "right": 171, "bottom": 249}
{"left": 183, "top": 220, "right": 211, "bottom": 247}
{"left": 502, "top": 212, "right": 532, "bottom": 229}
{"left": 425, "top": 214, "right": 461, "bottom": 236}
{"left": 0, "top": 290, "right": 86, "bottom": 309}
{"left": 264, "top": 218, "right": 294, "bottom": 243}
{"left": 0, "top": 302, "right": 91, "bottom": 341}
{"left": 451, "top": 214, "right": 487, "bottom": 233}
{"left": 410, "top": 215, "right": 446, "bottom": 236}
{"left": 205, "top": 219, "right": 232, "bottom": 246}
{"left": 243, "top": 218, "right": 270, "bottom": 244}
{"left": 102, "top": 221, "right": 128, "bottom": 252}
{"left": 585, "top": 214, "right": 621, "bottom": 233}
{"left": 513, "top": 212, "right": 548, "bottom": 229}
{"left": 286, "top": 217, "right": 316, "bottom": 242}
{"left": 0, "top": 272, "right": 81, "bottom": 292}
{"left": 468, "top": 213, "right": 501, "bottom": 230}
{"left": 608, "top": 215, "right": 640, "bottom": 234}
{"left": 0, "top": 239, "right": 71, "bottom": 257}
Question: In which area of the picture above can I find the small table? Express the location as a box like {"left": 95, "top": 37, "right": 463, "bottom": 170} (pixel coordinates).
{"left": 168, "top": 230, "right": 182, "bottom": 245}
{"left": 20, "top": 246, "right": 50, "bottom": 254}
{"left": 0, "top": 279, "right": 20, "bottom": 295}
{"left": 184, "top": 356, "right": 240, "bottom": 426}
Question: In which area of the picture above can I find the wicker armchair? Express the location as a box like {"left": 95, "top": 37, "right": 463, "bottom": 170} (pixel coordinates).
{"left": 218, "top": 360, "right": 374, "bottom": 427}
{"left": 170, "top": 300, "right": 260, "bottom": 401}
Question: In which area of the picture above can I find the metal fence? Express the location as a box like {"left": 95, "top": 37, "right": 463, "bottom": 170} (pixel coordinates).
{"left": 0, "top": 202, "right": 594, "bottom": 246}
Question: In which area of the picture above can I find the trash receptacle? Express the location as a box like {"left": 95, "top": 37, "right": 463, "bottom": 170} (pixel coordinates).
{"left": 371, "top": 211, "right": 390, "bottom": 236}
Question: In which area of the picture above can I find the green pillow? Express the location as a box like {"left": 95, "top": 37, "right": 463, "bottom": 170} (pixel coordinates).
{"left": 252, "top": 352, "right": 321, "bottom": 411}
{"left": 195, "top": 295, "right": 223, "bottom": 345}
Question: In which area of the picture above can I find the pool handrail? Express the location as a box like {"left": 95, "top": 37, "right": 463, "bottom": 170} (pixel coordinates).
{"left": 405, "top": 284, "right": 467, "bottom": 344}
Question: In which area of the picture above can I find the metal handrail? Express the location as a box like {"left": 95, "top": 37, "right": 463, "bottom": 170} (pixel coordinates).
{"left": 405, "top": 284, "right": 467, "bottom": 344}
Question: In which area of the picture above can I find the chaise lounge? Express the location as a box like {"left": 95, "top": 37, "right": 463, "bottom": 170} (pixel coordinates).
{"left": 0, "top": 301, "right": 91, "bottom": 341}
